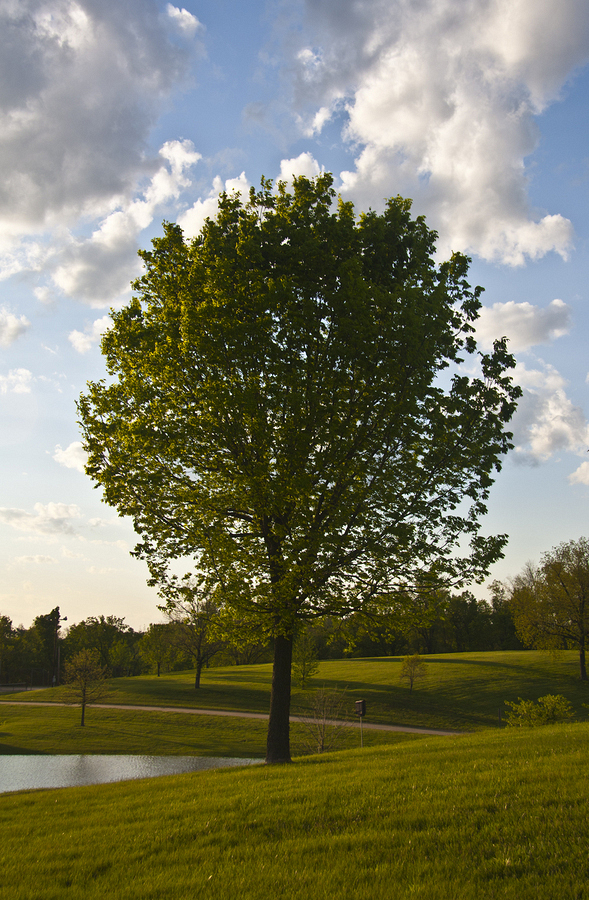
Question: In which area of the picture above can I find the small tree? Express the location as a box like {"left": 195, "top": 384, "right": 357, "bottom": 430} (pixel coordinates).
{"left": 505, "top": 695, "right": 574, "bottom": 727}
{"left": 63, "top": 649, "right": 109, "bottom": 726}
{"left": 400, "top": 653, "right": 428, "bottom": 692}
{"left": 294, "top": 686, "right": 349, "bottom": 754}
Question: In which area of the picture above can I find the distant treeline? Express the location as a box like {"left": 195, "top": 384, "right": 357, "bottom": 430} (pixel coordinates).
{"left": 0, "top": 590, "right": 522, "bottom": 686}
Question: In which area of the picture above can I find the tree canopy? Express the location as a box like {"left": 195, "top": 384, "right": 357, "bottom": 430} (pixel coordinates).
{"left": 78, "top": 173, "right": 520, "bottom": 761}
{"left": 509, "top": 537, "right": 589, "bottom": 680}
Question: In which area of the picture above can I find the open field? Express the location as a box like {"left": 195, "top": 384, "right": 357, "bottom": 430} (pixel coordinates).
{"left": 0, "top": 704, "right": 418, "bottom": 757}
{"left": 4, "top": 650, "right": 588, "bottom": 732}
{"left": 1, "top": 724, "right": 588, "bottom": 899}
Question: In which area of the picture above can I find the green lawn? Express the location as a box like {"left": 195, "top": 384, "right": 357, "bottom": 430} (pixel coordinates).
{"left": 1, "top": 724, "right": 588, "bottom": 899}
{"left": 0, "top": 704, "right": 417, "bottom": 757}
{"left": 6, "top": 650, "right": 587, "bottom": 731}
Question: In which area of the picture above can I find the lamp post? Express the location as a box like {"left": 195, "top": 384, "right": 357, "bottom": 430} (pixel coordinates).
{"left": 52, "top": 613, "right": 67, "bottom": 687}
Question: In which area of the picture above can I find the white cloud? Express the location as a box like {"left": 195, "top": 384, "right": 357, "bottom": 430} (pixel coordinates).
{"left": 288, "top": 0, "right": 589, "bottom": 263}
{"left": 52, "top": 140, "right": 202, "bottom": 306}
{"left": 179, "top": 172, "right": 251, "bottom": 239}
{"left": 89, "top": 539, "right": 129, "bottom": 551}
{"left": 88, "top": 517, "right": 108, "bottom": 528}
{"left": 14, "top": 555, "right": 57, "bottom": 565}
{"left": 0, "top": 0, "right": 202, "bottom": 247}
{"left": 510, "top": 362, "right": 589, "bottom": 464}
{"left": 53, "top": 441, "right": 88, "bottom": 473}
{"left": 301, "top": 106, "right": 333, "bottom": 138}
{"left": 68, "top": 315, "right": 112, "bottom": 353}
{"left": 0, "top": 502, "right": 82, "bottom": 536}
{"left": 476, "top": 299, "right": 571, "bottom": 352}
{"left": 0, "top": 368, "right": 33, "bottom": 394}
{"left": 61, "top": 546, "right": 85, "bottom": 559}
{"left": 34, "top": 286, "right": 55, "bottom": 305}
{"left": 278, "top": 153, "right": 323, "bottom": 186}
{"left": 166, "top": 3, "right": 203, "bottom": 38}
{"left": 0, "top": 308, "right": 30, "bottom": 346}
{"left": 569, "top": 461, "right": 589, "bottom": 485}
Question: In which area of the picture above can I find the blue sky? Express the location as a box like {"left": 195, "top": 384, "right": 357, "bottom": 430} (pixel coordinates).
{"left": 1, "top": 0, "right": 588, "bottom": 630}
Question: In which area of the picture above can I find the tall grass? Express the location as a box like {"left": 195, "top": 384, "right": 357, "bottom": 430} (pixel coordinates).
{"left": 1, "top": 725, "right": 588, "bottom": 899}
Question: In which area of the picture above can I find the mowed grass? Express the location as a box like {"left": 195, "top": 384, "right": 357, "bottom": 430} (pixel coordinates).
{"left": 1, "top": 724, "right": 589, "bottom": 900}
{"left": 0, "top": 705, "right": 418, "bottom": 757}
{"left": 6, "top": 650, "right": 588, "bottom": 731}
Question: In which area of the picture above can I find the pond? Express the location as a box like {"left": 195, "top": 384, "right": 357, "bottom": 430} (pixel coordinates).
{"left": 0, "top": 755, "right": 262, "bottom": 794}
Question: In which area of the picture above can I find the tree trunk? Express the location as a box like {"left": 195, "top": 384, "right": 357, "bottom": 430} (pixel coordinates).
{"left": 194, "top": 659, "right": 202, "bottom": 688}
{"left": 266, "top": 633, "right": 293, "bottom": 764}
{"left": 80, "top": 700, "right": 86, "bottom": 726}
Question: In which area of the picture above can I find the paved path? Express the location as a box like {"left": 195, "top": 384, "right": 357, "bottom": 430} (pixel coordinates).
{"left": 0, "top": 699, "right": 462, "bottom": 736}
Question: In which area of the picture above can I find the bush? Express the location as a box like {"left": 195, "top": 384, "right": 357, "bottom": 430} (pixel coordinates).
{"left": 505, "top": 694, "right": 574, "bottom": 727}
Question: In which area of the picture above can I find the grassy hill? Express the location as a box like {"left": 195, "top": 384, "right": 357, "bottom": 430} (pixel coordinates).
{"left": 1, "top": 724, "right": 588, "bottom": 899}
{"left": 5, "top": 650, "right": 587, "bottom": 732}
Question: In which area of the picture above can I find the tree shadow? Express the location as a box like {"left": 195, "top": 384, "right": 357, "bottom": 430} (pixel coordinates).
{"left": 0, "top": 744, "right": 48, "bottom": 755}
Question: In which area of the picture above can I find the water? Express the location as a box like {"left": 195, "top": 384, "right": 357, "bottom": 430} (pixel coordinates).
{"left": 0, "top": 755, "right": 261, "bottom": 794}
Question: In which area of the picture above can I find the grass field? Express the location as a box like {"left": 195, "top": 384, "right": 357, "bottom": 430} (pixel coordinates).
{"left": 1, "top": 724, "right": 588, "bottom": 899}
{"left": 0, "top": 704, "right": 418, "bottom": 757}
{"left": 5, "top": 650, "right": 588, "bottom": 732}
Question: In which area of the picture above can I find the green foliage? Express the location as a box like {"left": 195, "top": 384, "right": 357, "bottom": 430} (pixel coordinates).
{"left": 0, "top": 616, "right": 13, "bottom": 684}
{"left": 292, "top": 626, "right": 320, "bottom": 688}
{"left": 0, "top": 611, "right": 148, "bottom": 686}
{"left": 505, "top": 694, "right": 574, "bottom": 727}
{"left": 508, "top": 537, "right": 589, "bottom": 680}
{"left": 2, "top": 726, "right": 589, "bottom": 899}
{"left": 138, "top": 623, "right": 179, "bottom": 676}
{"left": 399, "top": 652, "right": 428, "bottom": 691}
{"left": 64, "top": 615, "right": 144, "bottom": 677}
{"left": 78, "top": 174, "right": 520, "bottom": 761}
{"left": 63, "top": 648, "right": 109, "bottom": 726}
{"left": 327, "top": 586, "right": 522, "bottom": 658}
{"left": 17, "top": 606, "right": 63, "bottom": 683}
{"left": 213, "top": 607, "right": 271, "bottom": 666}
{"left": 157, "top": 574, "right": 226, "bottom": 687}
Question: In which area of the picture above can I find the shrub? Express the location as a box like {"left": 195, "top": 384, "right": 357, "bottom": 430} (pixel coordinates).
{"left": 505, "top": 694, "right": 574, "bottom": 727}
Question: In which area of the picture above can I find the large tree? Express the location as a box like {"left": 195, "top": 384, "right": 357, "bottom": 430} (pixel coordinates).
{"left": 78, "top": 174, "right": 520, "bottom": 762}
{"left": 509, "top": 537, "right": 589, "bottom": 680}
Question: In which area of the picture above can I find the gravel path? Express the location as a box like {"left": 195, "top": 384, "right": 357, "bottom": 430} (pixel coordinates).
{"left": 0, "top": 699, "right": 462, "bottom": 736}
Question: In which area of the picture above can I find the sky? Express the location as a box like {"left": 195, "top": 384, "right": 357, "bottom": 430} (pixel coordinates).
{"left": 1, "top": 0, "right": 589, "bottom": 631}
